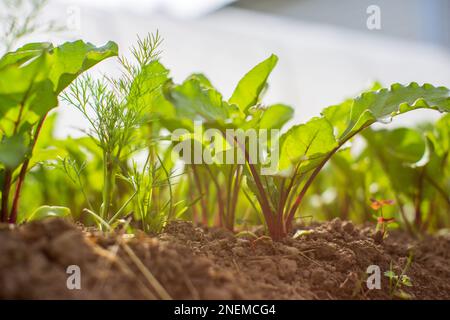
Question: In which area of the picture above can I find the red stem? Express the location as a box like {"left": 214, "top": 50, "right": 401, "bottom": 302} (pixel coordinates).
{"left": 9, "top": 114, "right": 48, "bottom": 223}
{"left": 285, "top": 131, "right": 360, "bottom": 233}
{"left": 285, "top": 149, "right": 337, "bottom": 232}
{"left": 232, "top": 137, "right": 276, "bottom": 237}
{"left": 1, "top": 170, "right": 12, "bottom": 222}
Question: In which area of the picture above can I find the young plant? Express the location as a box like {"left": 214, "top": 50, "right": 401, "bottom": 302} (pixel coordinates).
{"left": 370, "top": 198, "right": 396, "bottom": 240}
{"left": 164, "top": 54, "right": 450, "bottom": 239}
{"left": 384, "top": 254, "right": 414, "bottom": 299}
{"left": 308, "top": 115, "right": 449, "bottom": 235}
{"left": 63, "top": 76, "right": 136, "bottom": 224}
{"left": 363, "top": 116, "right": 450, "bottom": 234}
{"left": 261, "top": 83, "right": 449, "bottom": 240}
{"left": 125, "top": 151, "right": 184, "bottom": 233}
{"left": 0, "top": 40, "right": 118, "bottom": 223}
{"left": 163, "top": 55, "right": 293, "bottom": 231}
{"left": 62, "top": 33, "right": 171, "bottom": 228}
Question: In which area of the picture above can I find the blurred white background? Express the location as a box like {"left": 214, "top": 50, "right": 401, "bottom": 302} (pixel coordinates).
{"left": 15, "top": 0, "right": 450, "bottom": 137}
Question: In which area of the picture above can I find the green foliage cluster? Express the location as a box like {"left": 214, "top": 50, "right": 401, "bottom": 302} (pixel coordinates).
{"left": 0, "top": 31, "right": 448, "bottom": 240}
{"left": 0, "top": 40, "right": 118, "bottom": 223}
{"left": 304, "top": 115, "right": 449, "bottom": 235}
{"left": 162, "top": 56, "right": 449, "bottom": 239}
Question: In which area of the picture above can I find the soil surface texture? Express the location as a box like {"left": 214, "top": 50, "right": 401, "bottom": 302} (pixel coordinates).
{"left": 0, "top": 218, "right": 449, "bottom": 299}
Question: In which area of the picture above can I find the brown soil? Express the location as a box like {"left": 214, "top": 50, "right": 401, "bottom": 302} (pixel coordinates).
{"left": 0, "top": 218, "right": 449, "bottom": 299}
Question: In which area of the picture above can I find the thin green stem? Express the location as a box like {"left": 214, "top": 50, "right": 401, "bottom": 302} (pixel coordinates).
{"left": 100, "top": 150, "right": 114, "bottom": 223}
{"left": 204, "top": 165, "right": 225, "bottom": 227}
{"left": 228, "top": 165, "right": 242, "bottom": 231}
{"left": 191, "top": 164, "right": 208, "bottom": 225}
{"left": 108, "top": 191, "right": 137, "bottom": 225}
{"left": 156, "top": 153, "right": 174, "bottom": 220}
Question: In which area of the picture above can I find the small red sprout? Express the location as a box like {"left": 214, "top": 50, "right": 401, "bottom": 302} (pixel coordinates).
{"left": 370, "top": 198, "right": 396, "bottom": 239}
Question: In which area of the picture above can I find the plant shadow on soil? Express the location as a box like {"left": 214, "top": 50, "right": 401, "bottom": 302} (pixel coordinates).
{"left": 0, "top": 218, "right": 449, "bottom": 299}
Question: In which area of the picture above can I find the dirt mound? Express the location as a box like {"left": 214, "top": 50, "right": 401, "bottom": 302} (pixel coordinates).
{"left": 0, "top": 218, "right": 449, "bottom": 299}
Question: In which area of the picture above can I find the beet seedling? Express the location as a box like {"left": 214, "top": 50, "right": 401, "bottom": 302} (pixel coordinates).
{"left": 242, "top": 83, "right": 450, "bottom": 240}
{"left": 363, "top": 118, "right": 450, "bottom": 235}
{"left": 164, "top": 55, "right": 450, "bottom": 240}
{"left": 164, "top": 55, "right": 293, "bottom": 232}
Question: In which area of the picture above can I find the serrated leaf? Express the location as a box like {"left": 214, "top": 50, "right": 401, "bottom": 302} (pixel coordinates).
{"left": 189, "top": 73, "right": 213, "bottom": 88}
{"left": 49, "top": 40, "right": 119, "bottom": 93}
{"left": 341, "top": 83, "right": 450, "bottom": 140}
{"left": 0, "top": 42, "right": 53, "bottom": 69}
{"left": 276, "top": 83, "right": 449, "bottom": 176}
{"left": 322, "top": 83, "right": 382, "bottom": 138}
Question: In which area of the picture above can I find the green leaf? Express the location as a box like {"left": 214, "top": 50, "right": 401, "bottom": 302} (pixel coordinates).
{"left": 164, "top": 76, "right": 237, "bottom": 123}
{"left": 362, "top": 125, "right": 446, "bottom": 203}
{"left": 48, "top": 40, "right": 119, "bottom": 93}
{"left": 189, "top": 73, "right": 213, "bottom": 88}
{"left": 229, "top": 54, "right": 278, "bottom": 113}
{"left": 293, "top": 229, "right": 314, "bottom": 238}
{"left": 322, "top": 83, "right": 382, "bottom": 137}
{"left": 0, "top": 40, "right": 118, "bottom": 169}
{"left": 321, "top": 99, "right": 353, "bottom": 138}
{"left": 0, "top": 134, "right": 29, "bottom": 169}
{"left": 400, "top": 275, "right": 413, "bottom": 287}
{"left": 259, "top": 104, "right": 294, "bottom": 130}
{"left": 394, "top": 289, "right": 414, "bottom": 300}
{"left": 341, "top": 83, "right": 450, "bottom": 140}
{"left": 278, "top": 117, "right": 338, "bottom": 174}
{"left": 384, "top": 270, "right": 398, "bottom": 279}
{"left": 277, "top": 83, "right": 449, "bottom": 176}
{"left": 26, "top": 205, "right": 71, "bottom": 222}
{"left": 0, "top": 40, "right": 118, "bottom": 121}
{"left": 427, "top": 114, "right": 449, "bottom": 158}
{"left": 364, "top": 128, "right": 426, "bottom": 164}
{"left": 0, "top": 42, "right": 52, "bottom": 69}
